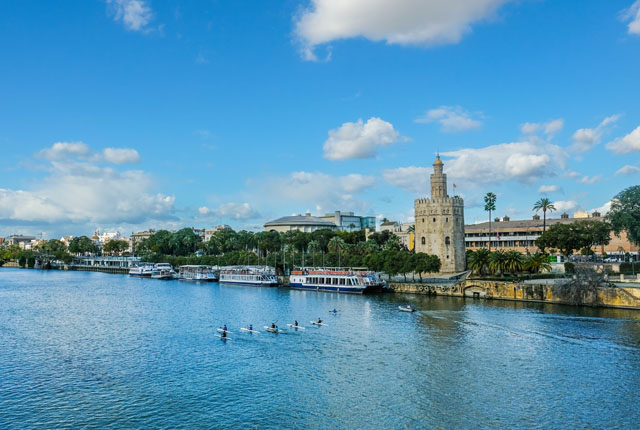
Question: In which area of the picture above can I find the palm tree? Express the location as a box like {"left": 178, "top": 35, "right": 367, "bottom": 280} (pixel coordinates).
{"left": 307, "top": 240, "right": 320, "bottom": 267}
{"left": 525, "top": 253, "right": 552, "bottom": 274}
{"left": 328, "top": 236, "right": 346, "bottom": 267}
{"left": 467, "top": 248, "right": 490, "bottom": 275}
{"left": 488, "top": 250, "right": 507, "bottom": 276}
{"left": 504, "top": 251, "right": 525, "bottom": 274}
{"left": 533, "top": 198, "right": 556, "bottom": 232}
{"left": 484, "top": 192, "right": 497, "bottom": 251}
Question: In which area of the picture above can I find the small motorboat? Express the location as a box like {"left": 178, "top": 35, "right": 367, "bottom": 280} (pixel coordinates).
{"left": 398, "top": 305, "right": 415, "bottom": 313}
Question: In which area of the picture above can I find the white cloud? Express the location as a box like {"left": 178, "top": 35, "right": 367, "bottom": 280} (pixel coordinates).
{"left": 569, "top": 115, "right": 620, "bottom": 154}
{"left": 251, "top": 171, "right": 375, "bottom": 213}
{"left": 538, "top": 184, "right": 560, "bottom": 193}
{"left": 36, "top": 142, "right": 141, "bottom": 165}
{"left": 442, "top": 141, "right": 567, "bottom": 185}
{"left": 198, "top": 203, "right": 259, "bottom": 220}
{"left": 565, "top": 170, "right": 582, "bottom": 179}
{"left": 590, "top": 201, "right": 612, "bottom": 215}
{"left": 606, "top": 125, "right": 640, "bottom": 154}
{"left": 323, "top": 117, "right": 399, "bottom": 160}
{"left": 0, "top": 160, "right": 174, "bottom": 225}
{"left": 616, "top": 165, "right": 640, "bottom": 175}
{"left": 520, "top": 119, "right": 564, "bottom": 136}
{"left": 102, "top": 148, "right": 140, "bottom": 164}
{"left": 579, "top": 175, "right": 602, "bottom": 184}
{"left": 622, "top": 1, "right": 640, "bottom": 35}
{"left": 415, "top": 105, "right": 482, "bottom": 132}
{"left": 295, "top": 0, "right": 511, "bottom": 60}
{"left": 382, "top": 166, "right": 429, "bottom": 194}
{"left": 553, "top": 200, "right": 578, "bottom": 213}
{"left": 37, "top": 142, "right": 91, "bottom": 161}
{"left": 107, "top": 0, "right": 153, "bottom": 32}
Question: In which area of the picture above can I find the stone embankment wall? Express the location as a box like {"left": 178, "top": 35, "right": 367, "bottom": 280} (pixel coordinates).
{"left": 388, "top": 279, "right": 640, "bottom": 310}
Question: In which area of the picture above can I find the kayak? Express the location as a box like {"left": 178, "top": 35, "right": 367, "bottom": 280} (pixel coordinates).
{"left": 310, "top": 321, "right": 327, "bottom": 326}
{"left": 287, "top": 324, "right": 306, "bottom": 330}
{"left": 263, "top": 326, "right": 285, "bottom": 334}
{"left": 217, "top": 328, "right": 233, "bottom": 334}
{"left": 240, "top": 328, "right": 260, "bottom": 334}
{"left": 328, "top": 311, "right": 339, "bottom": 314}
{"left": 398, "top": 306, "right": 415, "bottom": 313}
{"left": 215, "top": 334, "right": 231, "bottom": 340}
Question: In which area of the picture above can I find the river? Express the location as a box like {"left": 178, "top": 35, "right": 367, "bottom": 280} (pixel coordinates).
{"left": 1, "top": 268, "right": 639, "bottom": 429}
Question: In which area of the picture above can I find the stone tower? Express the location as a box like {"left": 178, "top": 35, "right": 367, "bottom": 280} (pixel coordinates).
{"left": 414, "top": 156, "right": 466, "bottom": 273}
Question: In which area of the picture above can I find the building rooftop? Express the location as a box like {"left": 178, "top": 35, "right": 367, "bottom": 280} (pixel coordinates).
{"left": 465, "top": 215, "right": 603, "bottom": 231}
{"left": 264, "top": 215, "right": 337, "bottom": 227}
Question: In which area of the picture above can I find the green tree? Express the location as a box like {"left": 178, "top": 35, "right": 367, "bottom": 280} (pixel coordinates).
{"left": 609, "top": 185, "right": 640, "bottom": 246}
{"left": 103, "top": 239, "right": 129, "bottom": 256}
{"left": 68, "top": 236, "right": 99, "bottom": 255}
{"left": 525, "top": 253, "right": 551, "bottom": 274}
{"left": 307, "top": 240, "right": 320, "bottom": 266}
{"left": 328, "top": 236, "right": 347, "bottom": 267}
{"left": 170, "top": 228, "right": 202, "bottom": 256}
{"left": 537, "top": 221, "right": 611, "bottom": 257}
{"left": 533, "top": 197, "right": 556, "bottom": 232}
{"left": 488, "top": 250, "right": 508, "bottom": 276}
{"left": 484, "top": 192, "right": 497, "bottom": 251}
{"left": 467, "top": 248, "right": 490, "bottom": 275}
{"left": 504, "top": 250, "right": 525, "bottom": 274}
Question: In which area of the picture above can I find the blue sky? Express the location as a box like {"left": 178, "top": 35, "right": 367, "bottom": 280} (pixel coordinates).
{"left": 1, "top": 0, "right": 640, "bottom": 238}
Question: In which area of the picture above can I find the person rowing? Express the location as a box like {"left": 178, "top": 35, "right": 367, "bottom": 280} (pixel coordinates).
{"left": 221, "top": 330, "right": 226, "bottom": 338}
{"left": 294, "top": 320, "right": 299, "bottom": 327}
{"left": 317, "top": 318, "right": 322, "bottom": 324}
{"left": 271, "top": 322, "right": 277, "bottom": 329}
{"left": 331, "top": 308, "right": 338, "bottom": 314}
{"left": 249, "top": 324, "right": 253, "bottom": 331}
{"left": 223, "top": 324, "right": 228, "bottom": 332}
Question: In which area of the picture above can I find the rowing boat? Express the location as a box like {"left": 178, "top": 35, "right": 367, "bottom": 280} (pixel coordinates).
{"left": 217, "top": 328, "right": 233, "bottom": 334}
{"left": 240, "top": 328, "right": 260, "bottom": 334}
{"left": 287, "top": 324, "right": 306, "bottom": 330}
{"left": 263, "top": 326, "right": 285, "bottom": 333}
{"left": 215, "top": 334, "right": 231, "bottom": 340}
{"left": 310, "top": 321, "right": 327, "bottom": 326}
{"left": 398, "top": 306, "right": 415, "bottom": 313}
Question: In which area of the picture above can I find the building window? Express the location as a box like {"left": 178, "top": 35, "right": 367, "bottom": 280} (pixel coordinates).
{"left": 433, "top": 218, "right": 436, "bottom": 222}
{"left": 446, "top": 217, "right": 448, "bottom": 222}
{"left": 445, "top": 236, "right": 450, "bottom": 245}
{"left": 421, "top": 237, "right": 426, "bottom": 245}
{"left": 422, "top": 218, "right": 424, "bottom": 223}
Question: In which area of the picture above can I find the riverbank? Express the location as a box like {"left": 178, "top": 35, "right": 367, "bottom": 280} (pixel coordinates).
{"left": 387, "top": 278, "right": 640, "bottom": 310}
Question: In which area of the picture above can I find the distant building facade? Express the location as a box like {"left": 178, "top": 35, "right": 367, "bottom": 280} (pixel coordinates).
{"left": 264, "top": 213, "right": 337, "bottom": 233}
{"left": 414, "top": 156, "right": 466, "bottom": 273}
{"left": 318, "top": 211, "right": 376, "bottom": 231}
{"left": 380, "top": 221, "right": 415, "bottom": 251}
{"left": 204, "top": 225, "right": 232, "bottom": 242}
{"left": 4, "top": 235, "right": 38, "bottom": 249}
{"left": 465, "top": 211, "right": 639, "bottom": 255}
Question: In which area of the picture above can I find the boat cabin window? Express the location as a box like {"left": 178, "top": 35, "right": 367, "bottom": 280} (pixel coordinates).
{"left": 333, "top": 278, "right": 339, "bottom": 285}
{"left": 340, "top": 278, "right": 345, "bottom": 285}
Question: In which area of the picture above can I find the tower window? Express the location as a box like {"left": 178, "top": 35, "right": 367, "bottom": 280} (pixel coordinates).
{"left": 422, "top": 218, "right": 424, "bottom": 223}
{"left": 433, "top": 218, "right": 436, "bottom": 222}
{"left": 421, "top": 237, "right": 426, "bottom": 245}
{"left": 446, "top": 217, "right": 448, "bottom": 222}
{"left": 445, "top": 236, "right": 450, "bottom": 245}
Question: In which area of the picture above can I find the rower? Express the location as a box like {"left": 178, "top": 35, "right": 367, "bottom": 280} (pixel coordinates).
{"left": 332, "top": 308, "right": 337, "bottom": 313}
{"left": 294, "top": 320, "right": 299, "bottom": 327}
{"left": 317, "top": 318, "right": 322, "bottom": 324}
{"left": 271, "top": 322, "right": 276, "bottom": 329}
{"left": 249, "top": 324, "right": 253, "bottom": 331}
{"left": 221, "top": 330, "right": 226, "bottom": 338}
{"left": 223, "top": 324, "right": 228, "bottom": 332}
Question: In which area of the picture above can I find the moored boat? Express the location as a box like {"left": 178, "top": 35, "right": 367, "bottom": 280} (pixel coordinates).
{"left": 219, "top": 266, "right": 278, "bottom": 287}
{"left": 129, "top": 262, "right": 154, "bottom": 277}
{"left": 178, "top": 265, "right": 219, "bottom": 282}
{"left": 151, "top": 263, "right": 177, "bottom": 280}
{"left": 289, "top": 267, "right": 384, "bottom": 294}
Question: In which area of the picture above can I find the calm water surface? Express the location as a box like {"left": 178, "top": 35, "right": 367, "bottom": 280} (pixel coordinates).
{"left": 1, "top": 268, "right": 640, "bottom": 429}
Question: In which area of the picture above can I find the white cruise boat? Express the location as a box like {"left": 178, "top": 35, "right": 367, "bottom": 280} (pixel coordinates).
{"left": 289, "top": 267, "right": 383, "bottom": 294}
{"left": 178, "top": 265, "right": 218, "bottom": 282}
{"left": 151, "top": 263, "right": 176, "bottom": 280}
{"left": 219, "top": 266, "right": 279, "bottom": 287}
{"left": 129, "top": 262, "right": 155, "bottom": 277}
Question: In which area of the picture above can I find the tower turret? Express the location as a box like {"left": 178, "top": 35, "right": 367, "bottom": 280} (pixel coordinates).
{"left": 430, "top": 155, "right": 447, "bottom": 198}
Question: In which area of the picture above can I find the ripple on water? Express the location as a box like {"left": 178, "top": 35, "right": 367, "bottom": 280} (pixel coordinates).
{"left": 1, "top": 269, "right": 640, "bottom": 429}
